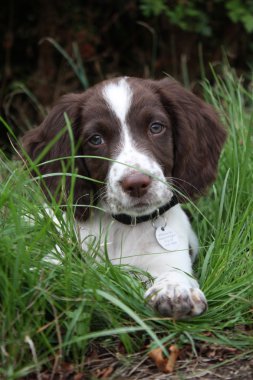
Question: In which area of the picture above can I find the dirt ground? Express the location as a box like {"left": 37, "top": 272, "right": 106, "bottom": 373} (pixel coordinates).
{"left": 23, "top": 344, "right": 253, "bottom": 380}
{"left": 83, "top": 352, "right": 253, "bottom": 380}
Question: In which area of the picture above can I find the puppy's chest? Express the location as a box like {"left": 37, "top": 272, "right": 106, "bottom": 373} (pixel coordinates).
{"left": 77, "top": 206, "right": 190, "bottom": 266}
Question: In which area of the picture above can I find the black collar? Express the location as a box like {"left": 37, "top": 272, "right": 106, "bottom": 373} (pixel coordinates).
{"left": 112, "top": 195, "right": 178, "bottom": 225}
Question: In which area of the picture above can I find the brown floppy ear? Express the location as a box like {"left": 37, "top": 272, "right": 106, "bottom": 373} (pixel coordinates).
{"left": 156, "top": 78, "right": 227, "bottom": 201}
{"left": 22, "top": 93, "right": 93, "bottom": 220}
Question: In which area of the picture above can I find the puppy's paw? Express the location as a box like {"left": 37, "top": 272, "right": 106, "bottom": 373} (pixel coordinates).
{"left": 145, "top": 277, "right": 207, "bottom": 319}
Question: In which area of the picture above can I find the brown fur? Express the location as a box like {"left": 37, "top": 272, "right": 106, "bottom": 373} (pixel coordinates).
{"left": 22, "top": 77, "right": 227, "bottom": 219}
{"left": 155, "top": 78, "right": 227, "bottom": 200}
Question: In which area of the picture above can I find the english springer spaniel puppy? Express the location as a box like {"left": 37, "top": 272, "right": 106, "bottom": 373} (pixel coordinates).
{"left": 22, "top": 77, "right": 226, "bottom": 319}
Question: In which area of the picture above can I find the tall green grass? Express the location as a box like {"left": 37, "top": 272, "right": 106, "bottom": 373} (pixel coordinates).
{"left": 0, "top": 69, "right": 253, "bottom": 379}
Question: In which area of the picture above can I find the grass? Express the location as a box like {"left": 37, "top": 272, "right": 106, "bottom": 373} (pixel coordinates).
{"left": 0, "top": 68, "right": 253, "bottom": 379}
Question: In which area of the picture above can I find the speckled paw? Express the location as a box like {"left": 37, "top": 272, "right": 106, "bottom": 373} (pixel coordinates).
{"left": 145, "top": 282, "right": 207, "bottom": 319}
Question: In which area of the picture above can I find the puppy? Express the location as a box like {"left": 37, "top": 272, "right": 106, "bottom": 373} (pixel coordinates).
{"left": 22, "top": 77, "right": 226, "bottom": 318}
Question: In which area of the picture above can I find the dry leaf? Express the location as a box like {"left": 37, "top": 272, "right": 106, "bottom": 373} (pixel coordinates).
{"left": 166, "top": 345, "right": 180, "bottom": 372}
{"left": 73, "top": 373, "right": 85, "bottom": 380}
{"left": 148, "top": 348, "right": 166, "bottom": 372}
{"left": 148, "top": 344, "right": 180, "bottom": 373}
{"left": 95, "top": 366, "right": 114, "bottom": 378}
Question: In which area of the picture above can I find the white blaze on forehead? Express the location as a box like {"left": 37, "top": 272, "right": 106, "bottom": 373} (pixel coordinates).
{"left": 102, "top": 78, "right": 132, "bottom": 125}
{"left": 100, "top": 78, "right": 173, "bottom": 215}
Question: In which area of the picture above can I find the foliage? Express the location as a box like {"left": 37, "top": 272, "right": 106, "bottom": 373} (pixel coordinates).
{"left": 140, "top": 0, "right": 253, "bottom": 35}
{"left": 0, "top": 69, "right": 253, "bottom": 378}
{"left": 226, "top": 0, "right": 253, "bottom": 32}
{"left": 2, "top": 0, "right": 253, "bottom": 146}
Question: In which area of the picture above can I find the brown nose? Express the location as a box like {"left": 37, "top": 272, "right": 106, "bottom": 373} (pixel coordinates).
{"left": 121, "top": 172, "right": 152, "bottom": 198}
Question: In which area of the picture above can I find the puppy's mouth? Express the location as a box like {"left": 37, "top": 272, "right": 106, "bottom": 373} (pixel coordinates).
{"left": 101, "top": 197, "right": 158, "bottom": 217}
{"left": 115, "top": 200, "right": 166, "bottom": 217}
{"left": 130, "top": 202, "right": 153, "bottom": 215}
{"left": 132, "top": 201, "right": 150, "bottom": 209}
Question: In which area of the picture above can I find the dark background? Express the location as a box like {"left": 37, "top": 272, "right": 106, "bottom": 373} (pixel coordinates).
{"left": 1, "top": 0, "right": 253, "bottom": 153}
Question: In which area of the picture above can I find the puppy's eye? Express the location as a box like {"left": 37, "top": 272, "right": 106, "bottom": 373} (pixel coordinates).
{"left": 149, "top": 123, "right": 164, "bottom": 135}
{"left": 88, "top": 134, "right": 105, "bottom": 146}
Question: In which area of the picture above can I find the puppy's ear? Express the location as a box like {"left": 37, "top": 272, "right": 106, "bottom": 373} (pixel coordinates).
{"left": 156, "top": 78, "right": 227, "bottom": 201}
{"left": 22, "top": 93, "right": 93, "bottom": 220}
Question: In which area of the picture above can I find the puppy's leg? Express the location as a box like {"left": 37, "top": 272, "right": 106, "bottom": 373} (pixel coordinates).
{"left": 144, "top": 227, "right": 207, "bottom": 319}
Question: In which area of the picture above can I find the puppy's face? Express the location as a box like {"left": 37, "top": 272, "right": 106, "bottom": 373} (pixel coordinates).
{"left": 80, "top": 78, "right": 174, "bottom": 216}
{"left": 22, "top": 77, "right": 226, "bottom": 219}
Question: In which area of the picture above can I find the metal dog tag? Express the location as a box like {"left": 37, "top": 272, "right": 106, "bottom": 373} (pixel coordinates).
{"left": 155, "top": 226, "right": 180, "bottom": 251}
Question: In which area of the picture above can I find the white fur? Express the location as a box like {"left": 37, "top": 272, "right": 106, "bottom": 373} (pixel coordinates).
{"left": 102, "top": 78, "right": 173, "bottom": 216}
{"left": 103, "top": 78, "right": 132, "bottom": 126}
{"left": 79, "top": 205, "right": 195, "bottom": 270}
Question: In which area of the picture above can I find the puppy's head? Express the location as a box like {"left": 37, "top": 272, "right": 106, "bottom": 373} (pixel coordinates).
{"left": 22, "top": 77, "right": 226, "bottom": 219}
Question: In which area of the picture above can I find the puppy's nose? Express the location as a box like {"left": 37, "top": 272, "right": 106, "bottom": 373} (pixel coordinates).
{"left": 121, "top": 172, "right": 152, "bottom": 198}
